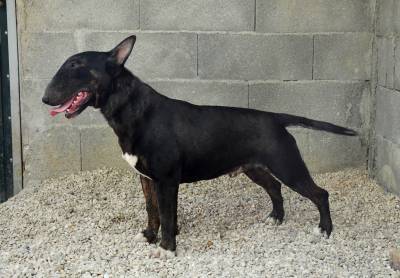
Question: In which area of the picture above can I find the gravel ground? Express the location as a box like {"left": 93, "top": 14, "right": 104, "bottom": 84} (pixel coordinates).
{"left": 0, "top": 168, "right": 399, "bottom": 277}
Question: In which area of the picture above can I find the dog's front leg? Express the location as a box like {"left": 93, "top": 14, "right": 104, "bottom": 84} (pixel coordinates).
{"left": 138, "top": 176, "right": 160, "bottom": 244}
{"left": 150, "top": 179, "right": 179, "bottom": 258}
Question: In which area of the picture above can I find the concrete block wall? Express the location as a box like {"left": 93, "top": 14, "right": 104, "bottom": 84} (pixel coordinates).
{"left": 16, "top": 0, "right": 373, "bottom": 183}
{"left": 372, "top": 0, "right": 400, "bottom": 195}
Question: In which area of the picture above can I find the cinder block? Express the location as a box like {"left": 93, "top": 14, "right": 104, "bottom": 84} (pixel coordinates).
{"left": 80, "top": 127, "right": 129, "bottom": 171}
{"left": 395, "top": 1, "right": 400, "bottom": 34}
{"left": 21, "top": 32, "right": 78, "bottom": 79}
{"left": 376, "top": 0, "right": 395, "bottom": 35}
{"left": 256, "top": 0, "right": 372, "bottom": 33}
{"left": 140, "top": 0, "right": 254, "bottom": 31}
{"left": 262, "top": 128, "right": 365, "bottom": 173}
{"left": 148, "top": 80, "right": 248, "bottom": 108}
{"left": 249, "top": 81, "right": 367, "bottom": 128}
{"left": 376, "top": 0, "right": 400, "bottom": 35}
{"left": 377, "top": 37, "right": 395, "bottom": 88}
{"left": 306, "top": 131, "right": 365, "bottom": 173}
{"left": 286, "top": 128, "right": 309, "bottom": 160}
{"left": 198, "top": 34, "right": 312, "bottom": 80}
{"left": 21, "top": 79, "right": 69, "bottom": 146}
{"left": 375, "top": 86, "right": 400, "bottom": 145}
{"left": 21, "top": 0, "right": 139, "bottom": 31}
{"left": 375, "top": 135, "right": 400, "bottom": 195}
{"left": 394, "top": 37, "right": 400, "bottom": 90}
{"left": 84, "top": 32, "right": 197, "bottom": 79}
{"left": 314, "top": 33, "right": 372, "bottom": 80}
{"left": 23, "top": 126, "right": 81, "bottom": 181}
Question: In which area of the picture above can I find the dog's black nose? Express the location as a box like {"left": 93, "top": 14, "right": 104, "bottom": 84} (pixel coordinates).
{"left": 42, "top": 96, "right": 50, "bottom": 104}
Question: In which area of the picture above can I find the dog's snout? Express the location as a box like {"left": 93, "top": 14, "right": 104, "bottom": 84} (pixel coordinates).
{"left": 42, "top": 95, "right": 50, "bottom": 104}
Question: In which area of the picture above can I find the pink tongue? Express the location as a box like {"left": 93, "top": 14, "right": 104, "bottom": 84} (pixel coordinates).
{"left": 49, "top": 97, "right": 75, "bottom": 117}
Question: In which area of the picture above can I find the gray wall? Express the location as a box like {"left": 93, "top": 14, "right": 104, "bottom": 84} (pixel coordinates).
{"left": 372, "top": 0, "right": 400, "bottom": 195}
{"left": 16, "top": 0, "right": 373, "bottom": 184}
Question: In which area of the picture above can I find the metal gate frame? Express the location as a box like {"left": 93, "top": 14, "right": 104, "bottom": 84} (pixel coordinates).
{"left": 0, "top": 0, "right": 12, "bottom": 201}
{"left": 0, "top": 0, "right": 22, "bottom": 201}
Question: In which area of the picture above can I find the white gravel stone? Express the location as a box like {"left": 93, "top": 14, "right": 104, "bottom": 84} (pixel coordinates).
{"left": 134, "top": 232, "right": 148, "bottom": 243}
{"left": 149, "top": 246, "right": 176, "bottom": 259}
{"left": 0, "top": 168, "right": 399, "bottom": 276}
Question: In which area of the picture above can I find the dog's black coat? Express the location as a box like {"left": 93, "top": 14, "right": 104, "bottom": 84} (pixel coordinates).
{"left": 43, "top": 36, "right": 357, "bottom": 254}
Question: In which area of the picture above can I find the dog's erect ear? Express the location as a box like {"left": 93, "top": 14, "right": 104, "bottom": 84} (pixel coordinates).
{"left": 109, "top": 35, "right": 136, "bottom": 66}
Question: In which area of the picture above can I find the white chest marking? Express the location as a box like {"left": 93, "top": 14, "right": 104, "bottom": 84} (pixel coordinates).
{"left": 122, "top": 153, "right": 138, "bottom": 168}
{"left": 122, "top": 153, "right": 152, "bottom": 180}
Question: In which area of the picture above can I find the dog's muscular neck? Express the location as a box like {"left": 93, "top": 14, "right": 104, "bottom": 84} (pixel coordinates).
{"left": 100, "top": 70, "right": 144, "bottom": 119}
{"left": 99, "top": 69, "right": 160, "bottom": 153}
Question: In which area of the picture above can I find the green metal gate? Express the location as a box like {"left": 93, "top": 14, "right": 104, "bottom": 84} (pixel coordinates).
{"left": 0, "top": 0, "right": 13, "bottom": 202}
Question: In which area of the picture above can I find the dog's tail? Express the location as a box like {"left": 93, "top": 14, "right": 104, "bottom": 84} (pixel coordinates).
{"left": 274, "top": 113, "right": 357, "bottom": 136}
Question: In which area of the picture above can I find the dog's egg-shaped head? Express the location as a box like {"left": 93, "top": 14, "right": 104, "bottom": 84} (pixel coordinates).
{"left": 42, "top": 35, "right": 136, "bottom": 118}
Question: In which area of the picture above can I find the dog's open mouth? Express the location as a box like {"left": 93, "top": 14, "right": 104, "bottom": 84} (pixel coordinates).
{"left": 50, "top": 91, "right": 90, "bottom": 118}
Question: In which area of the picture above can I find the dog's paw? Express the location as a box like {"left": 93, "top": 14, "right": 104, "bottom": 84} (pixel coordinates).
{"left": 149, "top": 247, "right": 176, "bottom": 259}
{"left": 134, "top": 231, "right": 148, "bottom": 243}
{"left": 265, "top": 216, "right": 282, "bottom": 226}
{"left": 312, "top": 227, "right": 329, "bottom": 239}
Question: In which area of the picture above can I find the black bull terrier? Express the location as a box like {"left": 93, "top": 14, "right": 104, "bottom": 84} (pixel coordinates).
{"left": 43, "top": 35, "right": 357, "bottom": 258}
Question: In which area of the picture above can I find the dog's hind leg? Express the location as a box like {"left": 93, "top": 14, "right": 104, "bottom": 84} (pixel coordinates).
{"left": 244, "top": 167, "right": 284, "bottom": 224}
{"left": 285, "top": 175, "right": 332, "bottom": 237}
{"left": 263, "top": 132, "right": 333, "bottom": 236}
{"left": 137, "top": 176, "right": 160, "bottom": 244}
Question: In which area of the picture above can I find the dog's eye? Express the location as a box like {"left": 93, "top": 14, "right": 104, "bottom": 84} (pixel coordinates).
{"left": 69, "top": 61, "right": 81, "bottom": 68}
